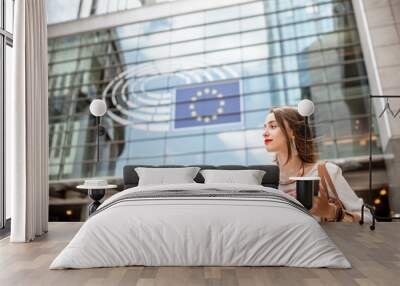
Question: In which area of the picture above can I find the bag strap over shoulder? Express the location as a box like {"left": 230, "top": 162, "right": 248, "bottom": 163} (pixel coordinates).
{"left": 318, "top": 162, "right": 346, "bottom": 210}
{"left": 318, "top": 162, "right": 360, "bottom": 222}
{"left": 317, "top": 164, "right": 330, "bottom": 199}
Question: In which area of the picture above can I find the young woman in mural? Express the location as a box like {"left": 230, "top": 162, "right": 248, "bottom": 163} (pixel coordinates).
{"left": 263, "top": 106, "right": 370, "bottom": 222}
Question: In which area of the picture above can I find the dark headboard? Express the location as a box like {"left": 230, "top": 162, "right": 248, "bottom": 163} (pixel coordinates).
{"left": 123, "top": 165, "right": 279, "bottom": 189}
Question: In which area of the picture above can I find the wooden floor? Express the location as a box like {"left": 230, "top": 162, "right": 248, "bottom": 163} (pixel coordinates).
{"left": 0, "top": 222, "right": 399, "bottom": 286}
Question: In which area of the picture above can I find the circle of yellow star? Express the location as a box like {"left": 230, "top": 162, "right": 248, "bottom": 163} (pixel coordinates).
{"left": 188, "top": 87, "right": 225, "bottom": 124}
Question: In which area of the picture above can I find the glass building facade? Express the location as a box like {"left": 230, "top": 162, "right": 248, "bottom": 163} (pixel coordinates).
{"left": 47, "top": 0, "right": 177, "bottom": 25}
{"left": 1, "top": 0, "right": 14, "bottom": 228}
{"left": 48, "top": 0, "right": 382, "bottom": 183}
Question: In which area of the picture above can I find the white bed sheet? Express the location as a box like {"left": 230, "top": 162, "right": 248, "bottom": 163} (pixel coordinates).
{"left": 50, "top": 183, "right": 351, "bottom": 269}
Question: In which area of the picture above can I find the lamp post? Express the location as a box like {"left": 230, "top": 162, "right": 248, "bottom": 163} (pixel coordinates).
{"left": 79, "top": 99, "right": 114, "bottom": 216}
{"left": 297, "top": 99, "right": 315, "bottom": 160}
{"left": 89, "top": 99, "right": 107, "bottom": 162}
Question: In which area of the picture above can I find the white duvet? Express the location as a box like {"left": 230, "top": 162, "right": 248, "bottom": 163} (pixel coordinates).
{"left": 50, "top": 183, "right": 351, "bottom": 269}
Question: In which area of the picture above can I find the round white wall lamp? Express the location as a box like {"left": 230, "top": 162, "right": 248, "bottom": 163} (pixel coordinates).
{"left": 89, "top": 99, "right": 107, "bottom": 117}
{"left": 297, "top": 99, "right": 315, "bottom": 117}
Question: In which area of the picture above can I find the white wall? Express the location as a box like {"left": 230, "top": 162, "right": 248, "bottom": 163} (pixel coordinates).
{"left": 352, "top": 0, "right": 400, "bottom": 213}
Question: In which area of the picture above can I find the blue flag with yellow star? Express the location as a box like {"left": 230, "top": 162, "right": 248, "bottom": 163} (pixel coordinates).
{"left": 174, "top": 81, "right": 241, "bottom": 129}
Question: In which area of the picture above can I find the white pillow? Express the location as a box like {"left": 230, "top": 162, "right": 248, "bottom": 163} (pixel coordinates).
{"left": 135, "top": 167, "right": 200, "bottom": 186}
{"left": 200, "top": 169, "right": 266, "bottom": 185}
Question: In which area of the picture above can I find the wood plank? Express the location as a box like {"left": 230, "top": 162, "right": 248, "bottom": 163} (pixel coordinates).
{"left": 0, "top": 222, "right": 399, "bottom": 286}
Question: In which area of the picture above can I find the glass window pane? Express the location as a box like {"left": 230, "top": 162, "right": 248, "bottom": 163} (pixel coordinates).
{"left": 282, "top": 39, "right": 297, "bottom": 55}
{"left": 242, "top": 60, "right": 268, "bottom": 77}
{"left": 283, "top": 56, "right": 298, "bottom": 71}
{"left": 313, "top": 103, "right": 332, "bottom": 122}
{"left": 203, "top": 63, "right": 241, "bottom": 81}
{"left": 206, "top": 5, "right": 239, "bottom": 22}
{"left": 241, "top": 30, "right": 268, "bottom": 46}
{"left": 241, "top": 45, "right": 269, "bottom": 62}
{"left": 130, "top": 139, "right": 165, "bottom": 157}
{"left": 166, "top": 135, "right": 203, "bottom": 155}
{"left": 277, "top": 0, "right": 294, "bottom": 10}
{"left": 47, "top": 0, "right": 80, "bottom": 24}
{"left": 137, "top": 45, "right": 170, "bottom": 61}
{"left": 142, "top": 18, "right": 171, "bottom": 34}
{"left": 5, "top": 44, "right": 12, "bottom": 220}
{"left": 244, "top": 110, "right": 267, "bottom": 129}
{"left": 296, "top": 22, "right": 316, "bottom": 37}
{"left": 116, "top": 23, "right": 142, "bottom": 39}
{"left": 297, "top": 36, "right": 318, "bottom": 52}
{"left": 165, "top": 154, "right": 203, "bottom": 165}
{"left": 325, "top": 65, "right": 344, "bottom": 81}
{"left": 245, "top": 129, "right": 264, "bottom": 148}
{"left": 206, "top": 20, "right": 240, "bottom": 37}
{"left": 205, "top": 132, "right": 245, "bottom": 152}
{"left": 125, "top": 156, "right": 163, "bottom": 165}
{"left": 205, "top": 150, "right": 246, "bottom": 165}
{"left": 50, "top": 36, "right": 81, "bottom": 51}
{"left": 241, "top": 2, "right": 268, "bottom": 18}
{"left": 246, "top": 92, "right": 271, "bottom": 111}
{"left": 309, "top": 85, "right": 329, "bottom": 102}
{"left": 278, "top": 10, "right": 294, "bottom": 25}
{"left": 205, "top": 34, "right": 240, "bottom": 51}
{"left": 63, "top": 161, "right": 95, "bottom": 179}
{"left": 270, "top": 90, "right": 286, "bottom": 106}
{"left": 302, "top": 68, "right": 325, "bottom": 85}
{"left": 336, "top": 134, "right": 370, "bottom": 158}
{"left": 294, "top": 6, "right": 310, "bottom": 22}
{"left": 280, "top": 25, "right": 296, "bottom": 40}
{"left": 285, "top": 72, "right": 300, "bottom": 88}
{"left": 52, "top": 47, "right": 80, "bottom": 62}
{"left": 206, "top": 49, "right": 241, "bottom": 65}
{"left": 247, "top": 148, "right": 275, "bottom": 165}
{"left": 331, "top": 97, "right": 369, "bottom": 120}
{"left": 173, "top": 12, "right": 204, "bottom": 29}
{"left": 299, "top": 51, "right": 324, "bottom": 69}
{"left": 321, "top": 30, "right": 359, "bottom": 49}
{"left": 5, "top": 0, "right": 14, "bottom": 33}
{"left": 5, "top": 45, "right": 12, "bottom": 101}
{"left": 170, "top": 40, "right": 203, "bottom": 57}
{"left": 241, "top": 16, "right": 266, "bottom": 32}
{"left": 120, "top": 38, "right": 139, "bottom": 52}
{"left": 138, "top": 30, "right": 170, "bottom": 48}
{"left": 243, "top": 76, "right": 269, "bottom": 94}
{"left": 171, "top": 26, "right": 204, "bottom": 42}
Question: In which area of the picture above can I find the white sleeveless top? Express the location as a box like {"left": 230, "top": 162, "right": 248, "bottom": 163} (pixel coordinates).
{"left": 279, "top": 163, "right": 319, "bottom": 198}
{"left": 278, "top": 162, "right": 371, "bottom": 223}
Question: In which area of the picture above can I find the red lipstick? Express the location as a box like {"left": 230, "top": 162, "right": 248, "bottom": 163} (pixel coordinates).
{"left": 264, "top": 138, "right": 273, "bottom": 145}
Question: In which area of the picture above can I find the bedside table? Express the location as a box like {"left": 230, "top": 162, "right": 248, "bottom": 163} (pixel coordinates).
{"left": 77, "top": 184, "right": 117, "bottom": 215}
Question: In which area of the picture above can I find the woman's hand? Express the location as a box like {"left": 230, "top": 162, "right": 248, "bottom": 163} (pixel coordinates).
{"left": 310, "top": 185, "right": 337, "bottom": 220}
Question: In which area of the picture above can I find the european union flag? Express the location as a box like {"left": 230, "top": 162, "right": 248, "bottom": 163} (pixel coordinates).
{"left": 174, "top": 81, "right": 241, "bottom": 129}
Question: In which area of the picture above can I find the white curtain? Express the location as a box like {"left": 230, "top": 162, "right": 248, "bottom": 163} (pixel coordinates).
{"left": 7, "top": 0, "right": 49, "bottom": 242}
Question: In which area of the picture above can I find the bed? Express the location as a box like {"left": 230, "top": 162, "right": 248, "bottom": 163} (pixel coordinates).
{"left": 50, "top": 165, "right": 351, "bottom": 269}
